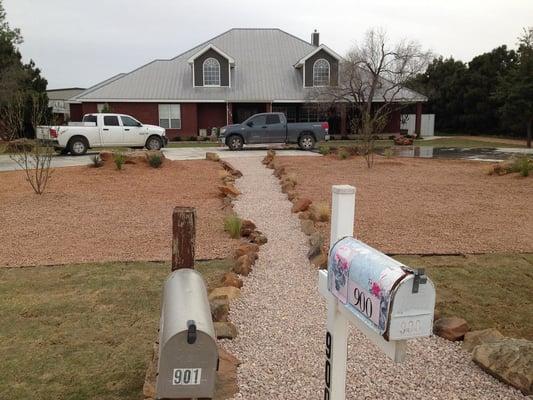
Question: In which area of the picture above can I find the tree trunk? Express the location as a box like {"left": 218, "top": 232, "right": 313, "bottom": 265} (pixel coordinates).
{"left": 527, "top": 117, "right": 532, "bottom": 148}
{"left": 171, "top": 207, "right": 196, "bottom": 271}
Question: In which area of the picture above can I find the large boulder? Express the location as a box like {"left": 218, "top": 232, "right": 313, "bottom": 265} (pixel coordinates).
{"left": 240, "top": 219, "right": 256, "bottom": 237}
{"left": 307, "top": 232, "right": 324, "bottom": 260}
{"left": 216, "top": 347, "right": 240, "bottom": 399}
{"left": 208, "top": 286, "right": 241, "bottom": 301}
{"left": 210, "top": 295, "right": 230, "bottom": 322}
{"left": 214, "top": 322, "right": 238, "bottom": 339}
{"left": 463, "top": 328, "right": 505, "bottom": 353}
{"left": 433, "top": 317, "right": 469, "bottom": 341}
{"left": 292, "top": 198, "right": 312, "bottom": 213}
{"left": 472, "top": 338, "right": 533, "bottom": 395}
{"left": 234, "top": 242, "right": 259, "bottom": 259}
{"left": 221, "top": 272, "right": 243, "bottom": 289}
{"left": 232, "top": 255, "right": 254, "bottom": 276}
{"left": 250, "top": 231, "right": 268, "bottom": 245}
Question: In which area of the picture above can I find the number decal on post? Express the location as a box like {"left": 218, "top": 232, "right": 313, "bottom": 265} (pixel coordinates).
{"left": 172, "top": 368, "right": 202, "bottom": 385}
{"left": 324, "top": 331, "right": 331, "bottom": 399}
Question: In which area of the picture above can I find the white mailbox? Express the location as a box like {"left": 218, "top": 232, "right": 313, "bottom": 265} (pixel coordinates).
{"left": 328, "top": 237, "right": 436, "bottom": 341}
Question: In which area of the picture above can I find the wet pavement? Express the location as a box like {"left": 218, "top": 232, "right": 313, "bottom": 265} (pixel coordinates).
{"left": 376, "top": 146, "right": 533, "bottom": 162}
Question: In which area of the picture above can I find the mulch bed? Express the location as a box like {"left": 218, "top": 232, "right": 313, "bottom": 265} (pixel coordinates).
{"left": 277, "top": 155, "right": 533, "bottom": 254}
{"left": 0, "top": 160, "right": 238, "bottom": 267}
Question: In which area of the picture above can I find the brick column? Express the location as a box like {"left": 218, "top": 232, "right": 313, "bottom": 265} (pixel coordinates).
{"left": 415, "top": 102, "right": 422, "bottom": 137}
{"left": 226, "top": 102, "right": 233, "bottom": 125}
{"left": 266, "top": 102, "right": 272, "bottom": 113}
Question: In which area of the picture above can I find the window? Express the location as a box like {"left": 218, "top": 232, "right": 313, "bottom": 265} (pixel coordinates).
{"left": 313, "top": 58, "right": 330, "bottom": 86}
{"left": 103, "top": 116, "right": 119, "bottom": 126}
{"left": 272, "top": 106, "right": 297, "bottom": 122}
{"left": 203, "top": 58, "right": 220, "bottom": 86}
{"left": 266, "top": 114, "right": 281, "bottom": 125}
{"left": 247, "top": 115, "right": 266, "bottom": 126}
{"left": 82, "top": 115, "right": 97, "bottom": 124}
{"left": 158, "top": 104, "right": 181, "bottom": 129}
{"left": 121, "top": 116, "right": 140, "bottom": 127}
{"left": 97, "top": 103, "right": 105, "bottom": 112}
{"left": 299, "top": 105, "right": 322, "bottom": 122}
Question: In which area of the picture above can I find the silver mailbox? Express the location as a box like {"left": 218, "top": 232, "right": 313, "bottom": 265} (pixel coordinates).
{"left": 156, "top": 269, "right": 218, "bottom": 399}
{"left": 328, "top": 237, "right": 436, "bottom": 341}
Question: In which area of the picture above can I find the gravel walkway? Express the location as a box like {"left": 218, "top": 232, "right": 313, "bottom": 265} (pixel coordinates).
{"left": 222, "top": 156, "right": 525, "bottom": 400}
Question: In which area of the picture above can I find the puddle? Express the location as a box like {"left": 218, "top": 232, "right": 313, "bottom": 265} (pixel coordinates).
{"left": 376, "top": 146, "right": 532, "bottom": 162}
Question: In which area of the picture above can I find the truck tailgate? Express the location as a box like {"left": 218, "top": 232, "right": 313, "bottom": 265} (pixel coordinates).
{"left": 36, "top": 126, "right": 52, "bottom": 140}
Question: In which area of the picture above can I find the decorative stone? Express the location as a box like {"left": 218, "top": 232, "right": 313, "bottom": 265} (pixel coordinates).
{"left": 234, "top": 242, "right": 259, "bottom": 259}
{"left": 218, "top": 185, "right": 241, "bottom": 197}
{"left": 300, "top": 219, "right": 316, "bottom": 236}
{"left": 298, "top": 211, "right": 312, "bottom": 220}
{"left": 216, "top": 347, "right": 240, "bottom": 398}
{"left": 311, "top": 251, "right": 328, "bottom": 269}
{"left": 472, "top": 338, "right": 533, "bottom": 395}
{"left": 210, "top": 295, "right": 230, "bottom": 322}
{"left": 214, "top": 321, "right": 238, "bottom": 339}
{"left": 232, "top": 255, "right": 253, "bottom": 276}
{"left": 463, "top": 328, "right": 505, "bottom": 353}
{"left": 292, "top": 198, "right": 312, "bottom": 213}
{"left": 240, "top": 219, "right": 257, "bottom": 237}
{"left": 433, "top": 317, "right": 469, "bottom": 341}
{"left": 250, "top": 231, "right": 268, "bottom": 245}
{"left": 221, "top": 272, "right": 243, "bottom": 288}
{"left": 205, "top": 152, "right": 220, "bottom": 161}
{"left": 307, "top": 232, "right": 324, "bottom": 259}
{"left": 287, "top": 190, "right": 297, "bottom": 201}
{"left": 208, "top": 286, "right": 241, "bottom": 301}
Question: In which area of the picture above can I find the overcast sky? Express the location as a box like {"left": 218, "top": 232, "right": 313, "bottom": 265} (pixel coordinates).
{"left": 4, "top": 0, "right": 532, "bottom": 89}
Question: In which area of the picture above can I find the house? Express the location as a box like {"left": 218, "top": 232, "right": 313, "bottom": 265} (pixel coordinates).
{"left": 68, "top": 28, "right": 426, "bottom": 139}
{"left": 47, "top": 87, "right": 85, "bottom": 123}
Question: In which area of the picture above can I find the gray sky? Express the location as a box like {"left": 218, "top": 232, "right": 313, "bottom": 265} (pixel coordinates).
{"left": 4, "top": 0, "right": 533, "bottom": 89}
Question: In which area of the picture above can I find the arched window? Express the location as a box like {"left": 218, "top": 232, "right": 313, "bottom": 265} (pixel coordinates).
{"left": 203, "top": 58, "right": 220, "bottom": 86}
{"left": 313, "top": 58, "right": 330, "bottom": 86}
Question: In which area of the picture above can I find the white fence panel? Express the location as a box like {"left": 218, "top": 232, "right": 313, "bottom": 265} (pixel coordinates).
{"left": 400, "top": 114, "right": 435, "bottom": 137}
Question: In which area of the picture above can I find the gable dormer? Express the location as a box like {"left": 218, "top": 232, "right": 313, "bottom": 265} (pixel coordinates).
{"left": 294, "top": 44, "right": 341, "bottom": 88}
{"left": 187, "top": 44, "right": 235, "bottom": 87}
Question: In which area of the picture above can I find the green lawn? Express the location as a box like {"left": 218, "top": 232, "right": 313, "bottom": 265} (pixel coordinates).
{"left": 394, "top": 253, "right": 533, "bottom": 340}
{"left": 0, "top": 260, "right": 233, "bottom": 400}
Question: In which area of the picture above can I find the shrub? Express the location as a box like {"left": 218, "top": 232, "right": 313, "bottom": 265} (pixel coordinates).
{"left": 5, "top": 138, "right": 34, "bottom": 153}
{"left": 346, "top": 146, "right": 359, "bottom": 156}
{"left": 383, "top": 147, "right": 394, "bottom": 158}
{"left": 388, "top": 135, "right": 396, "bottom": 140}
{"left": 509, "top": 156, "right": 532, "bottom": 177}
{"left": 113, "top": 152, "right": 125, "bottom": 170}
{"left": 9, "top": 141, "right": 54, "bottom": 194}
{"left": 146, "top": 152, "right": 163, "bottom": 168}
{"left": 319, "top": 145, "right": 330, "bottom": 155}
{"left": 224, "top": 215, "right": 242, "bottom": 239}
{"left": 91, "top": 154, "right": 104, "bottom": 168}
{"left": 188, "top": 136, "right": 197, "bottom": 141}
{"left": 173, "top": 136, "right": 182, "bottom": 142}
{"left": 338, "top": 148, "right": 349, "bottom": 160}
{"left": 311, "top": 202, "right": 330, "bottom": 222}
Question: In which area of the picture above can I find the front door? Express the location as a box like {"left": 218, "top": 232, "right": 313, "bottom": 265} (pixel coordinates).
{"left": 120, "top": 115, "right": 145, "bottom": 146}
{"left": 101, "top": 115, "right": 123, "bottom": 145}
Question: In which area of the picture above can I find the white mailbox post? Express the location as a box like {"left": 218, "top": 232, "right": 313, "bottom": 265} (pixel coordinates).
{"left": 319, "top": 185, "right": 436, "bottom": 400}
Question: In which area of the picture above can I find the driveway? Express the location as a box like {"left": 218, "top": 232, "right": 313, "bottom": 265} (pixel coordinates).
{"left": 0, "top": 146, "right": 319, "bottom": 172}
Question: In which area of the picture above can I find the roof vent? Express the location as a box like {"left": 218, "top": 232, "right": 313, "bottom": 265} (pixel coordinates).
{"left": 311, "top": 30, "right": 320, "bottom": 47}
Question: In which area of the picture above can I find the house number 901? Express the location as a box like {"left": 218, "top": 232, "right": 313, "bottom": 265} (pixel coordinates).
{"left": 324, "top": 331, "right": 331, "bottom": 400}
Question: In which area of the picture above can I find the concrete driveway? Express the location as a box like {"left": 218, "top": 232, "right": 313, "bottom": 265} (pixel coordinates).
{"left": 0, "top": 145, "right": 319, "bottom": 172}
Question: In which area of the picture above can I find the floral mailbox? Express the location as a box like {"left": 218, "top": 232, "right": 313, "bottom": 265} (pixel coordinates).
{"left": 328, "top": 237, "right": 436, "bottom": 341}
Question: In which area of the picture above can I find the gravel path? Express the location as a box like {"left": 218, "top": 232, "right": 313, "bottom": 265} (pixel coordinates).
{"left": 222, "top": 156, "right": 525, "bottom": 400}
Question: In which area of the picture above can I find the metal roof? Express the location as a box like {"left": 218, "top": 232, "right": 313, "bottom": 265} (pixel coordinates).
{"left": 47, "top": 88, "right": 86, "bottom": 100}
{"left": 72, "top": 28, "right": 426, "bottom": 103}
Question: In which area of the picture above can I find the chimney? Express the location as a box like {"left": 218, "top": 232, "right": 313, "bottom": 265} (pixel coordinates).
{"left": 311, "top": 29, "right": 319, "bottom": 47}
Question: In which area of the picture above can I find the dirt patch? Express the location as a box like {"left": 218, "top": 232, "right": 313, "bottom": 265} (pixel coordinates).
{"left": 0, "top": 160, "right": 239, "bottom": 267}
{"left": 276, "top": 155, "right": 533, "bottom": 254}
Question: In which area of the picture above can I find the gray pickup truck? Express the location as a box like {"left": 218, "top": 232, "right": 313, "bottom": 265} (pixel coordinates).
{"left": 219, "top": 112, "right": 329, "bottom": 150}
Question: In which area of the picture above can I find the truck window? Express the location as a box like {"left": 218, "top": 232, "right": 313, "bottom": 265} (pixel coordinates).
{"left": 266, "top": 114, "right": 281, "bottom": 124}
{"left": 121, "top": 116, "right": 140, "bottom": 127}
{"left": 103, "top": 116, "right": 120, "bottom": 126}
{"left": 248, "top": 115, "right": 266, "bottom": 126}
{"left": 82, "top": 115, "right": 97, "bottom": 124}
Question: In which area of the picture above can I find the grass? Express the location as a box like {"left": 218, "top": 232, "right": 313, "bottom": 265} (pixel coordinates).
{"left": 394, "top": 253, "right": 533, "bottom": 340}
{"left": 224, "top": 215, "right": 242, "bottom": 239}
{"left": 0, "top": 259, "right": 233, "bottom": 400}
{"left": 322, "top": 137, "right": 527, "bottom": 149}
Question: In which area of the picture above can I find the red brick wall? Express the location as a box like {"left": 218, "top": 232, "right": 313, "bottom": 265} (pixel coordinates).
{"left": 198, "top": 103, "right": 226, "bottom": 131}
{"left": 69, "top": 103, "right": 83, "bottom": 121}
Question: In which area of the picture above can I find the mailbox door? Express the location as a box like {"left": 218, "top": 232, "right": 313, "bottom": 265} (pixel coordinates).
{"left": 156, "top": 331, "right": 218, "bottom": 399}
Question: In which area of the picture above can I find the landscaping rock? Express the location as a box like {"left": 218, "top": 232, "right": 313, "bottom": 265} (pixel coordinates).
{"left": 216, "top": 347, "right": 240, "bottom": 398}
{"left": 210, "top": 295, "right": 230, "bottom": 322}
{"left": 273, "top": 165, "right": 286, "bottom": 178}
{"left": 292, "top": 198, "right": 312, "bottom": 213}
{"left": 220, "top": 160, "right": 243, "bottom": 178}
{"left": 233, "top": 255, "right": 254, "bottom": 276}
{"left": 209, "top": 286, "right": 241, "bottom": 301}
{"left": 472, "top": 338, "right": 533, "bottom": 395}
{"left": 99, "top": 151, "right": 113, "bottom": 161}
{"left": 262, "top": 149, "right": 276, "bottom": 165}
{"left": 240, "top": 219, "right": 257, "bottom": 237}
{"left": 124, "top": 151, "right": 165, "bottom": 165}
{"left": 463, "top": 328, "right": 505, "bottom": 353}
{"left": 235, "top": 242, "right": 259, "bottom": 259}
{"left": 287, "top": 190, "right": 297, "bottom": 201}
{"left": 307, "top": 232, "right": 324, "bottom": 259}
{"left": 214, "top": 321, "right": 238, "bottom": 339}
{"left": 281, "top": 180, "right": 295, "bottom": 193}
{"left": 206, "top": 152, "right": 220, "bottom": 161}
{"left": 222, "top": 272, "right": 243, "bottom": 289}
{"left": 434, "top": 317, "right": 469, "bottom": 341}
{"left": 310, "top": 250, "right": 328, "bottom": 269}
{"left": 250, "top": 231, "right": 268, "bottom": 245}
{"left": 300, "top": 219, "right": 316, "bottom": 236}
{"left": 219, "top": 185, "right": 241, "bottom": 197}
{"left": 298, "top": 210, "right": 311, "bottom": 220}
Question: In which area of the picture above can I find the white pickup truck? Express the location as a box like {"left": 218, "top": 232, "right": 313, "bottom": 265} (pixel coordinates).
{"left": 36, "top": 113, "right": 167, "bottom": 155}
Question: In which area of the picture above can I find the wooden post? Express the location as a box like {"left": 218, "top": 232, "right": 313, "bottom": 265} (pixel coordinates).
{"left": 172, "top": 207, "right": 196, "bottom": 271}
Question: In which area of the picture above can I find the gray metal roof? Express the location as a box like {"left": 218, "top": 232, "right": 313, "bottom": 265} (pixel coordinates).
{"left": 72, "top": 28, "right": 426, "bottom": 103}
{"left": 47, "top": 88, "right": 86, "bottom": 100}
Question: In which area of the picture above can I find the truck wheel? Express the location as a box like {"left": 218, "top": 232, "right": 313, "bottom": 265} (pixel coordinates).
{"left": 227, "top": 135, "right": 243, "bottom": 151}
{"left": 68, "top": 137, "right": 88, "bottom": 155}
{"left": 298, "top": 134, "right": 315, "bottom": 151}
{"left": 146, "top": 136, "right": 163, "bottom": 150}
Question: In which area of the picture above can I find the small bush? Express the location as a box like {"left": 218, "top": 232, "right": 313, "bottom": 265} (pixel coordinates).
{"left": 113, "top": 152, "right": 125, "bottom": 170}
{"left": 146, "top": 152, "right": 163, "bottom": 168}
{"left": 388, "top": 135, "right": 396, "bottom": 140}
{"left": 338, "top": 148, "right": 349, "bottom": 160}
{"left": 224, "top": 215, "right": 242, "bottom": 239}
{"left": 173, "top": 136, "right": 182, "bottom": 142}
{"left": 187, "top": 136, "right": 197, "bottom": 141}
{"left": 5, "top": 139, "right": 34, "bottom": 153}
{"left": 383, "top": 147, "right": 394, "bottom": 158}
{"left": 91, "top": 154, "right": 104, "bottom": 168}
{"left": 319, "top": 145, "right": 330, "bottom": 155}
{"left": 509, "top": 156, "right": 532, "bottom": 177}
{"left": 311, "top": 202, "right": 330, "bottom": 222}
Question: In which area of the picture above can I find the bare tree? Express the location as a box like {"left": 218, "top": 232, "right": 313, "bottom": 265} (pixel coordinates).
{"left": 1, "top": 91, "right": 24, "bottom": 141}
{"left": 30, "top": 92, "right": 49, "bottom": 132}
{"left": 314, "top": 28, "right": 432, "bottom": 167}
{"left": 10, "top": 138, "right": 55, "bottom": 194}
